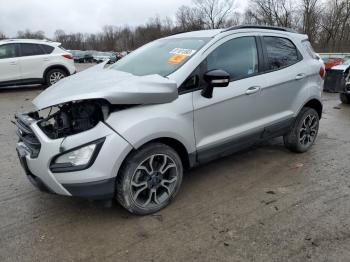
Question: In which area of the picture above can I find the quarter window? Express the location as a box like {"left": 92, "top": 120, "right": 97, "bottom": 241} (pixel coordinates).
{"left": 40, "top": 44, "right": 54, "bottom": 54}
{"left": 207, "top": 37, "right": 259, "bottom": 80}
{"left": 20, "top": 43, "right": 45, "bottom": 57}
{"left": 264, "top": 37, "right": 300, "bottom": 70}
{"left": 0, "top": 44, "right": 17, "bottom": 59}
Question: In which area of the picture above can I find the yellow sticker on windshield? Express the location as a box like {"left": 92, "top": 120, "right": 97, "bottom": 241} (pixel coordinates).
{"left": 167, "top": 54, "right": 187, "bottom": 64}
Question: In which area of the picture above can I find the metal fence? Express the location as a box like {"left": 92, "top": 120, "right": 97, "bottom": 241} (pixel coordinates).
{"left": 318, "top": 53, "right": 350, "bottom": 59}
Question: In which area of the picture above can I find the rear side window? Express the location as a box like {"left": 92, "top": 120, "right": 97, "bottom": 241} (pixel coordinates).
{"left": 20, "top": 43, "right": 45, "bottom": 57}
{"left": 0, "top": 44, "right": 18, "bottom": 59}
{"left": 207, "top": 36, "right": 259, "bottom": 80}
{"left": 40, "top": 44, "right": 54, "bottom": 54}
{"left": 263, "top": 37, "right": 300, "bottom": 70}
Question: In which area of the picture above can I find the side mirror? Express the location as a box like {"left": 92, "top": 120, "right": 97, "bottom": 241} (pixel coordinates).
{"left": 201, "top": 70, "right": 230, "bottom": 98}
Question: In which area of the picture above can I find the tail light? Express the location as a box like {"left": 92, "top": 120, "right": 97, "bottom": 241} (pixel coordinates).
{"left": 62, "top": 54, "right": 73, "bottom": 59}
{"left": 319, "top": 66, "right": 326, "bottom": 79}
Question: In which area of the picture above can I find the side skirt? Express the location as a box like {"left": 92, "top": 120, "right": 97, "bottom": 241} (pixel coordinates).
{"left": 194, "top": 118, "right": 295, "bottom": 166}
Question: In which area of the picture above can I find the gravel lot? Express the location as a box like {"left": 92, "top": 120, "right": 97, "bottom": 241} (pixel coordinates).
{"left": 0, "top": 64, "right": 350, "bottom": 262}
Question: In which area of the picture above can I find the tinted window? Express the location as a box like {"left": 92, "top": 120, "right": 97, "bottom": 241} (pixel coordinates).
{"left": 264, "top": 37, "right": 300, "bottom": 70}
{"left": 207, "top": 37, "right": 259, "bottom": 80}
{"left": 40, "top": 44, "right": 54, "bottom": 54}
{"left": 20, "top": 43, "right": 45, "bottom": 57}
{"left": 0, "top": 44, "right": 17, "bottom": 59}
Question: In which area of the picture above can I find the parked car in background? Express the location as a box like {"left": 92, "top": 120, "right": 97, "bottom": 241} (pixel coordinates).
{"left": 324, "top": 58, "right": 350, "bottom": 102}
{"left": 0, "top": 39, "right": 76, "bottom": 87}
{"left": 69, "top": 50, "right": 94, "bottom": 63}
{"left": 323, "top": 57, "right": 343, "bottom": 70}
{"left": 15, "top": 26, "right": 323, "bottom": 215}
{"left": 92, "top": 51, "right": 117, "bottom": 63}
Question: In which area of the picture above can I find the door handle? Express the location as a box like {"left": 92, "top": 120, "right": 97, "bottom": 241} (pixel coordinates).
{"left": 295, "top": 73, "right": 306, "bottom": 80}
{"left": 9, "top": 61, "right": 17, "bottom": 65}
{"left": 246, "top": 86, "right": 261, "bottom": 95}
{"left": 43, "top": 58, "right": 49, "bottom": 61}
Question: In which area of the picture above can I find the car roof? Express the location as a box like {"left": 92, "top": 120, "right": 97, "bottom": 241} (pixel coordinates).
{"left": 165, "top": 25, "right": 305, "bottom": 40}
{"left": 0, "top": 39, "right": 61, "bottom": 46}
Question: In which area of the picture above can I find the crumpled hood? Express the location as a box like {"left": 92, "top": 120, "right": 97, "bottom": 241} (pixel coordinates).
{"left": 330, "top": 64, "right": 350, "bottom": 71}
{"left": 33, "top": 63, "right": 178, "bottom": 110}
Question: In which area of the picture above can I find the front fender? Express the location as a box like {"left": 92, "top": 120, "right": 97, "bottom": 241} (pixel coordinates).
{"left": 105, "top": 93, "right": 196, "bottom": 155}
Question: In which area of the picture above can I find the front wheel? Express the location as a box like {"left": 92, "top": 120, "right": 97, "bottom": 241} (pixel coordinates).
{"left": 284, "top": 107, "right": 319, "bottom": 153}
{"left": 116, "top": 143, "right": 183, "bottom": 215}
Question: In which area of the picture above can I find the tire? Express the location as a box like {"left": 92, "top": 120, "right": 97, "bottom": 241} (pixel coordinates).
{"left": 116, "top": 143, "right": 183, "bottom": 215}
{"left": 45, "top": 68, "right": 67, "bottom": 86}
{"left": 340, "top": 93, "right": 350, "bottom": 104}
{"left": 284, "top": 107, "right": 319, "bottom": 153}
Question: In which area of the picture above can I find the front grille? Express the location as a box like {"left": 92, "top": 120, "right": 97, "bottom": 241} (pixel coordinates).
{"left": 16, "top": 114, "right": 41, "bottom": 158}
{"left": 324, "top": 70, "right": 346, "bottom": 92}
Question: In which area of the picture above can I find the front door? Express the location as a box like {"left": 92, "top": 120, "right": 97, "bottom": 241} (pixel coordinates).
{"left": 192, "top": 36, "right": 266, "bottom": 162}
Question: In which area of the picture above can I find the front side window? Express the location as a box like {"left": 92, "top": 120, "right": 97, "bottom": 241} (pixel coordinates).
{"left": 207, "top": 37, "right": 259, "bottom": 80}
{"left": 264, "top": 37, "right": 300, "bottom": 70}
{"left": 0, "top": 44, "right": 17, "bottom": 59}
{"left": 111, "top": 38, "right": 210, "bottom": 77}
{"left": 20, "top": 43, "right": 45, "bottom": 57}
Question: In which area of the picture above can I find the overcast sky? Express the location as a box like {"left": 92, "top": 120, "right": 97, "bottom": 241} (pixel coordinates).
{"left": 0, "top": 0, "right": 247, "bottom": 37}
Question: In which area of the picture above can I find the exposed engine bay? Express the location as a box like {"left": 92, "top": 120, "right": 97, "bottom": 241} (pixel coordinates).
{"left": 23, "top": 100, "right": 131, "bottom": 139}
{"left": 37, "top": 100, "right": 107, "bottom": 139}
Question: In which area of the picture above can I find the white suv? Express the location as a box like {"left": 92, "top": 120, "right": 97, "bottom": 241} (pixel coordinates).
{"left": 0, "top": 39, "right": 76, "bottom": 87}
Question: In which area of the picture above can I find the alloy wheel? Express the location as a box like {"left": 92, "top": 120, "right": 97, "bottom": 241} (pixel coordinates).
{"left": 130, "top": 154, "right": 179, "bottom": 209}
{"left": 49, "top": 71, "right": 65, "bottom": 85}
{"left": 299, "top": 114, "right": 318, "bottom": 146}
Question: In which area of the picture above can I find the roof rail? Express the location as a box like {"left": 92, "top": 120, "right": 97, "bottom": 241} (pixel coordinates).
{"left": 1, "top": 38, "right": 54, "bottom": 42}
{"left": 222, "top": 25, "right": 298, "bottom": 33}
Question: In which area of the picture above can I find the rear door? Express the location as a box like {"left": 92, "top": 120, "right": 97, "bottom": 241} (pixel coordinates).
{"left": 18, "top": 43, "right": 48, "bottom": 80}
{"left": 257, "top": 35, "right": 307, "bottom": 129}
{"left": 0, "top": 43, "right": 21, "bottom": 83}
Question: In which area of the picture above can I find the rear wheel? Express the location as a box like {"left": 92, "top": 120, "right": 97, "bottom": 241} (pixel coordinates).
{"left": 284, "top": 107, "right": 319, "bottom": 153}
{"left": 116, "top": 143, "right": 183, "bottom": 215}
{"left": 340, "top": 93, "right": 350, "bottom": 104}
{"left": 45, "top": 68, "right": 67, "bottom": 86}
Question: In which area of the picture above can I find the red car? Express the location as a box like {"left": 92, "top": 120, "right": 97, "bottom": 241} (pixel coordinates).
{"left": 323, "top": 57, "right": 343, "bottom": 70}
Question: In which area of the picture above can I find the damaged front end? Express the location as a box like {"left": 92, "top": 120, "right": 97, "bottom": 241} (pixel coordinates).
{"left": 15, "top": 100, "right": 106, "bottom": 162}
{"left": 37, "top": 100, "right": 108, "bottom": 139}
{"left": 15, "top": 99, "right": 126, "bottom": 158}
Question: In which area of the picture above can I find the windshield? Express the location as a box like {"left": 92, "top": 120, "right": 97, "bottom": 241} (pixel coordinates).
{"left": 344, "top": 59, "right": 350, "bottom": 65}
{"left": 111, "top": 37, "right": 210, "bottom": 77}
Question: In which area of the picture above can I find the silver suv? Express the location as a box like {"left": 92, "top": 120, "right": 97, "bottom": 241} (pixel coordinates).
{"left": 16, "top": 26, "right": 324, "bottom": 215}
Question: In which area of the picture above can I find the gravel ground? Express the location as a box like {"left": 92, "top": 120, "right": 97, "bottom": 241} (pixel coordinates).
{"left": 0, "top": 64, "right": 349, "bottom": 262}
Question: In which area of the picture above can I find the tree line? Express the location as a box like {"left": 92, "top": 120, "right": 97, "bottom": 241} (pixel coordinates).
{"left": 0, "top": 0, "right": 349, "bottom": 52}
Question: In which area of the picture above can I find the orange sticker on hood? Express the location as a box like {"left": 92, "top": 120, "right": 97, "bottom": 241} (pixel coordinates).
{"left": 167, "top": 54, "right": 187, "bottom": 64}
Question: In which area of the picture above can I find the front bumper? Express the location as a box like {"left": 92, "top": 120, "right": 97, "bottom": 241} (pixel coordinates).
{"left": 16, "top": 117, "right": 133, "bottom": 200}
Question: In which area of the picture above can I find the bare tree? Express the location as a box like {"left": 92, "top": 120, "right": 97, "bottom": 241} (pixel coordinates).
{"left": 15, "top": 0, "right": 349, "bottom": 53}
{"left": 247, "top": 0, "right": 295, "bottom": 27}
{"left": 193, "top": 0, "right": 236, "bottom": 29}
{"left": 17, "top": 29, "right": 46, "bottom": 39}
{"left": 318, "top": 0, "right": 350, "bottom": 51}
{"left": 176, "top": 5, "right": 205, "bottom": 31}
{"left": 0, "top": 31, "right": 6, "bottom": 40}
{"left": 298, "top": 0, "right": 322, "bottom": 43}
